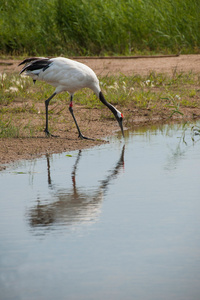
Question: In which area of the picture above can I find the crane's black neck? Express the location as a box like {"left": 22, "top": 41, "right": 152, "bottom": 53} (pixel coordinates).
{"left": 99, "top": 91, "right": 117, "bottom": 117}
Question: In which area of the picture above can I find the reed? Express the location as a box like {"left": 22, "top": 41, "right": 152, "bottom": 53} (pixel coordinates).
{"left": 0, "top": 0, "right": 199, "bottom": 55}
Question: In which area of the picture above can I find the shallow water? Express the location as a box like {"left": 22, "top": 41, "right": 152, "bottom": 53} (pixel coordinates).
{"left": 1, "top": 123, "right": 200, "bottom": 300}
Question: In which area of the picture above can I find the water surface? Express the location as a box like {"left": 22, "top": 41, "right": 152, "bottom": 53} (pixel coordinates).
{"left": 1, "top": 123, "right": 200, "bottom": 300}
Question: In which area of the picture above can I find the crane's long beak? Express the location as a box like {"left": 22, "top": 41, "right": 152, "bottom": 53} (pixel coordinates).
{"left": 117, "top": 117, "right": 124, "bottom": 137}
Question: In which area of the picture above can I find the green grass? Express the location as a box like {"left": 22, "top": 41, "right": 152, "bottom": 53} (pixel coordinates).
{"left": 0, "top": 117, "right": 35, "bottom": 138}
{"left": 0, "top": 70, "right": 200, "bottom": 137}
{"left": 0, "top": 0, "right": 200, "bottom": 56}
{"left": 1, "top": 71, "right": 199, "bottom": 108}
{"left": 0, "top": 118, "right": 20, "bottom": 137}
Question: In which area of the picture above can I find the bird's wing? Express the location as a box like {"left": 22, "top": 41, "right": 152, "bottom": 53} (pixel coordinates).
{"left": 18, "top": 57, "right": 46, "bottom": 66}
{"left": 19, "top": 57, "right": 100, "bottom": 95}
{"left": 40, "top": 58, "right": 91, "bottom": 90}
{"left": 19, "top": 57, "right": 52, "bottom": 75}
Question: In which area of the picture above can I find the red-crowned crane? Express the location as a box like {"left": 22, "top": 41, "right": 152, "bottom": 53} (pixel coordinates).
{"left": 19, "top": 57, "right": 124, "bottom": 139}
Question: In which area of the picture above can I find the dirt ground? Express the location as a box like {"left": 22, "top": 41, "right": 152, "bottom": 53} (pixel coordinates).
{"left": 0, "top": 54, "right": 200, "bottom": 169}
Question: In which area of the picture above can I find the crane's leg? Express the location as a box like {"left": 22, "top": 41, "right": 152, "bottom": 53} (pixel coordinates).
{"left": 68, "top": 95, "right": 94, "bottom": 140}
{"left": 44, "top": 92, "right": 57, "bottom": 137}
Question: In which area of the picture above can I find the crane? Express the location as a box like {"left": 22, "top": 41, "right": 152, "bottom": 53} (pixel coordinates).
{"left": 19, "top": 57, "right": 124, "bottom": 139}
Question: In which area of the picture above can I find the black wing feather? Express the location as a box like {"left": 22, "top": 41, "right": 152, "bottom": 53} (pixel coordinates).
{"left": 19, "top": 57, "right": 52, "bottom": 74}
{"left": 18, "top": 57, "right": 45, "bottom": 66}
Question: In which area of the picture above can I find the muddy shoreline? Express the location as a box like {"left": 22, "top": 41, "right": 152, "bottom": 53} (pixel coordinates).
{"left": 0, "top": 55, "right": 200, "bottom": 169}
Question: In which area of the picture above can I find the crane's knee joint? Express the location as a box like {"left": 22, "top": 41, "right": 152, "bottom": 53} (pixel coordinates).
{"left": 45, "top": 99, "right": 50, "bottom": 107}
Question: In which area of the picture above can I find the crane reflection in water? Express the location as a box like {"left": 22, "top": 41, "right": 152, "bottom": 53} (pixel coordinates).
{"left": 27, "top": 146, "right": 125, "bottom": 232}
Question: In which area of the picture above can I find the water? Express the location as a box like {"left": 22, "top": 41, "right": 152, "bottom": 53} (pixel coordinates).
{"left": 1, "top": 123, "right": 200, "bottom": 300}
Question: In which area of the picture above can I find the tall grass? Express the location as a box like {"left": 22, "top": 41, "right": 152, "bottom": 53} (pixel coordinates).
{"left": 0, "top": 0, "right": 199, "bottom": 56}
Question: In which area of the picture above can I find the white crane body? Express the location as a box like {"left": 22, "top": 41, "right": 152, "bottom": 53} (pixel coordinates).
{"left": 19, "top": 57, "right": 124, "bottom": 139}
{"left": 22, "top": 57, "right": 100, "bottom": 95}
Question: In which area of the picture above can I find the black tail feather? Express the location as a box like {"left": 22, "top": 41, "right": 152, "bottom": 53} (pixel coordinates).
{"left": 18, "top": 57, "right": 46, "bottom": 66}
{"left": 19, "top": 57, "right": 51, "bottom": 74}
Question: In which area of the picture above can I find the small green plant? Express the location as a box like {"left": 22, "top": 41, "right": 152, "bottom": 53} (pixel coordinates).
{"left": 162, "top": 95, "right": 184, "bottom": 118}
{"left": 0, "top": 119, "right": 20, "bottom": 138}
{"left": 189, "top": 89, "right": 197, "bottom": 98}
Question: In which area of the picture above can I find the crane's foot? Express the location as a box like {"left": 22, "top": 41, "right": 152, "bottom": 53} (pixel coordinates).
{"left": 44, "top": 129, "right": 59, "bottom": 137}
{"left": 78, "top": 133, "right": 95, "bottom": 141}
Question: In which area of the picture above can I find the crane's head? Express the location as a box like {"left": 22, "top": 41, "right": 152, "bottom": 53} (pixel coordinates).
{"left": 115, "top": 110, "right": 124, "bottom": 137}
